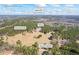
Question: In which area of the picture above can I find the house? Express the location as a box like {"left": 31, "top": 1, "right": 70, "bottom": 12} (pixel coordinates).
{"left": 37, "top": 23, "right": 44, "bottom": 28}
{"left": 75, "top": 35, "right": 79, "bottom": 43}
{"left": 58, "top": 39, "right": 69, "bottom": 46}
{"left": 38, "top": 43, "right": 53, "bottom": 49}
{"left": 14, "top": 26, "right": 27, "bottom": 30}
{"left": 76, "top": 40, "right": 79, "bottom": 44}
{"left": 36, "top": 23, "right": 44, "bottom": 32}
{"left": 35, "top": 27, "right": 42, "bottom": 32}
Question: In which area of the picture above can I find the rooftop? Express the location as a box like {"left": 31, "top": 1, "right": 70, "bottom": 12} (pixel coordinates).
{"left": 37, "top": 23, "right": 44, "bottom": 27}
{"left": 38, "top": 43, "right": 53, "bottom": 49}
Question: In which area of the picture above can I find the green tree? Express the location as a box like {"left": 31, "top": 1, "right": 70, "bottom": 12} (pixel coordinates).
{"left": 42, "top": 25, "right": 53, "bottom": 34}
{"left": 0, "top": 37, "right": 4, "bottom": 46}
{"left": 14, "top": 42, "right": 39, "bottom": 55}
{"left": 14, "top": 40, "right": 23, "bottom": 54}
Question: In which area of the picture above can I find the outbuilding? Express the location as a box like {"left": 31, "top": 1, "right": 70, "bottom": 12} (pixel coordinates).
{"left": 37, "top": 23, "right": 44, "bottom": 27}
{"left": 38, "top": 43, "right": 53, "bottom": 49}
{"left": 14, "top": 26, "right": 27, "bottom": 30}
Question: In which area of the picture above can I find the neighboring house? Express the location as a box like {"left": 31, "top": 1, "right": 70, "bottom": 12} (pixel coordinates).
{"left": 37, "top": 23, "right": 44, "bottom": 28}
{"left": 36, "top": 23, "right": 44, "bottom": 32}
{"left": 36, "top": 27, "right": 42, "bottom": 32}
{"left": 14, "top": 26, "right": 27, "bottom": 30}
{"left": 38, "top": 43, "right": 53, "bottom": 49}
{"left": 58, "top": 39, "right": 69, "bottom": 46}
{"left": 76, "top": 40, "right": 79, "bottom": 44}
{"left": 0, "top": 33, "right": 6, "bottom": 36}
{"left": 75, "top": 35, "right": 79, "bottom": 43}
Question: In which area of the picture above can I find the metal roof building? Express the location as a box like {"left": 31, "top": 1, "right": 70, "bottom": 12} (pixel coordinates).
{"left": 37, "top": 23, "right": 44, "bottom": 27}
{"left": 38, "top": 43, "right": 53, "bottom": 49}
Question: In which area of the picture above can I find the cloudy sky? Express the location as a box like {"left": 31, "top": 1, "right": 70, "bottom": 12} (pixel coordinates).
{"left": 0, "top": 4, "right": 79, "bottom": 15}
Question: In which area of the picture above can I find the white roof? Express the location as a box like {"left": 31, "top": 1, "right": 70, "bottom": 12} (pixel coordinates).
{"left": 14, "top": 26, "right": 27, "bottom": 30}
{"left": 37, "top": 23, "right": 44, "bottom": 27}
{"left": 36, "top": 28, "right": 42, "bottom": 32}
{"left": 38, "top": 43, "right": 53, "bottom": 49}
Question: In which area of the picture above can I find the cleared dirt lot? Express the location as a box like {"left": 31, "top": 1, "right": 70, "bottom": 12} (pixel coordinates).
{"left": 6, "top": 31, "right": 51, "bottom": 46}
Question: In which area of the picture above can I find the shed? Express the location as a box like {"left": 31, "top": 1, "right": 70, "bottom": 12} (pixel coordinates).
{"left": 37, "top": 23, "right": 44, "bottom": 27}
{"left": 38, "top": 43, "right": 53, "bottom": 49}
{"left": 36, "top": 27, "right": 42, "bottom": 32}
{"left": 14, "top": 26, "right": 27, "bottom": 30}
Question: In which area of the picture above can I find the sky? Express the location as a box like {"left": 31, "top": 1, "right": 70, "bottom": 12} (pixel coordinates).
{"left": 0, "top": 4, "right": 79, "bottom": 15}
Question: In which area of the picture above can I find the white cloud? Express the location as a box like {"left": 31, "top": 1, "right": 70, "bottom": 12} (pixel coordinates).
{"left": 35, "top": 4, "right": 47, "bottom": 7}
{"left": 50, "top": 4, "right": 60, "bottom": 7}
{"left": 14, "top": 11, "right": 34, "bottom": 15}
{"left": 65, "top": 4, "right": 74, "bottom": 7}
{"left": 60, "top": 7, "right": 79, "bottom": 15}
{"left": 4, "top": 4, "right": 14, "bottom": 7}
{"left": 34, "top": 4, "right": 46, "bottom": 13}
{"left": 64, "top": 7, "right": 78, "bottom": 12}
{"left": 53, "top": 8, "right": 62, "bottom": 12}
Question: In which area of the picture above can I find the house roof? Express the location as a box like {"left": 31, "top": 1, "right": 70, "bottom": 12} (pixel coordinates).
{"left": 14, "top": 26, "right": 27, "bottom": 30}
{"left": 37, "top": 23, "right": 44, "bottom": 27}
{"left": 36, "top": 28, "right": 42, "bottom": 32}
{"left": 58, "top": 39, "right": 69, "bottom": 45}
{"left": 38, "top": 43, "right": 53, "bottom": 49}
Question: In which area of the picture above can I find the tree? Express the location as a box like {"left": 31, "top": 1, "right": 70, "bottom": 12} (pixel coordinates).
{"left": 14, "top": 40, "right": 23, "bottom": 54}
{"left": 0, "top": 36, "right": 4, "bottom": 46}
{"left": 32, "top": 42, "right": 39, "bottom": 54}
{"left": 42, "top": 25, "right": 53, "bottom": 34}
{"left": 50, "top": 43, "right": 61, "bottom": 55}
{"left": 14, "top": 41, "right": 39, "bottom": 55}
{"left": 16, "top": 40, "right": 22, "bottom": 46}
{"left": 32, "top": 42, "right": 38, "bottom": 47}
{"left": 21, "top": 45, "right": 38, "bottom": 55}
{"left": 26, "top": 21, "right": 37, "bottom": 32}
